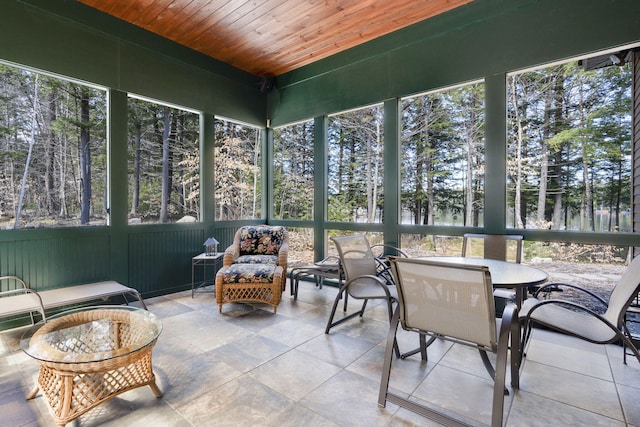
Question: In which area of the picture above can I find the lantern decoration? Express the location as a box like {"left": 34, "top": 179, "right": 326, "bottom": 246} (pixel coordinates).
{"left": 203, "top": 237, "right": 219, "bottom": 256}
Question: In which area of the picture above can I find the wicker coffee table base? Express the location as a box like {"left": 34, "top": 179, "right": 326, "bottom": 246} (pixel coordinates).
{"left": 27, "top": 343, "right": 162, "bottom": 426}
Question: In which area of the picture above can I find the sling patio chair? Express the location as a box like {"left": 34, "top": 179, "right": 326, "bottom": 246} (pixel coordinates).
{"left": 462, "top": 233, "right": 526, "bottom": 301}
{"left": 461, "top": 233, "right": 523, "bottom": 264}
{"left": 379, "top": 257, "right": 520, "bottom": 427}
{"left": 325, "top": 234, "right": 405, "bottom": 356}
{"left": 520, "top": 254, "right": 640, "bottom": 364}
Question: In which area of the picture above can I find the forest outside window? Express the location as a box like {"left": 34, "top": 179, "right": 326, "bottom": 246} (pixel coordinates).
{"left": 214, "top": 118, "right": 262, "bottom": 220}
{"left": 127, "top": 96, "right": 200, "bottom": 224}
{"left": 0, "top": 62, "right": 107, "bottom": 229}
{"left": 507, "top": 51, "right": 632, "bottom": 232}
{"left": 328, "top": 104, "right": 384, "bottom": 223}
{"left": 272, "top": 120, "right": 314, "bottom": 220}
{"left": 400, "top": 82, "right": 485, "bottom": 226}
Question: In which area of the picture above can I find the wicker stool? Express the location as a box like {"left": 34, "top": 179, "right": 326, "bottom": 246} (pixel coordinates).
{"left": 216, "top": 264, "right": 284, "bottom": 313}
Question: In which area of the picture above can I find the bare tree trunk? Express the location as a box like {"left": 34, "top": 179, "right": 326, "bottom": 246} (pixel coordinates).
{"left": 509, "top": 78, "right": 525, "bottom": 229}
{"left": 368, "top": 118, "right": 381, "bottom": 223}
{"left": 44, "top": 89, "right": 57, "bottom": 216}
{"left": 465, "top": 142, "right": 474, "bottom": 226}
{"left": 577, "top": 73, "right": 595, "bottom": 231}
{"left": 536, "top": 81, "right": 553, "bottom": 226}
{"left": 551, "top": 148, "right": 563, "bottom": 230}
{"left": 550, "top": 72, "right": 566, "bottom": 230}
{"left": 131, "top": 118, "right": 142, "bottom": 216}
{"left": 14, "top": 75, "right": 38, "bottom": 229}
{"left": 160, "top": 107, "right": 171, "bottom": 223}
{"left": 415, "top": 130, "right": 426, "bottom": 224}
{"left": 80, "top": 86, "right": 91, "bottom": 224}
{"left": 252, "top": 130, "right": 259, "bottom": 218}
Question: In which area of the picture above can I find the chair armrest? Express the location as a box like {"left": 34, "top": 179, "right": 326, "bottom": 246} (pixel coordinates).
{"left": 0, "top": 275, "right": 29, "bottom": 290}
{"left": 371, "top": 244, "right": 408, "bottom": 258}
{"left": 525, "top": 298, "right": 620, "bottom": 332}
{"left": 533, "top": 282, "right": 607, "bottom": 306}
{"left": 223, "top": 243, "right": 239, "bottom": 267}
{"left": 493, "top": 289, "right": 516, "bottom": 300}
{"left": 345, "top": 274, "right": 395, "bottom": 300}
{"left": 278, "top": 240, "right": 289, "bottom": 268}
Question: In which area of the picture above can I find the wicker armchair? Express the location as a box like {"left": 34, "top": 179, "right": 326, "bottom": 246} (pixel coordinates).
{"left": 223, "top": 225, "right": 289, "bottom": 281}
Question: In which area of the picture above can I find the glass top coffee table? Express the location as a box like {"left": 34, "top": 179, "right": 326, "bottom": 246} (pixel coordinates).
{"left": 21, "top": 305, "right": 162, "bottom": 426}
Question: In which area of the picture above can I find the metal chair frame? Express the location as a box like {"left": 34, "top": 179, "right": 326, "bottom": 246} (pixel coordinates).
{"left": 521, "top": 254, "right": 640, "bottom": 365}
{"left": 379, "top": 257, "right": 520, "bottom": 427}
{"left": 325, "top": 235, "right": 405, "bottom": 357}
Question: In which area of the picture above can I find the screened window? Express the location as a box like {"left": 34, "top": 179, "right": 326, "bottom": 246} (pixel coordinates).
{"left": 214, "top": 118, "right": 262, "bottom": 220}
{"left": 507, "top": 52, "right": 632, "bottom": 232}
{"left": 0, "top": 62, "right": 107, "bottom": 229}
{"left": 127, "top": 96, "right": 200, "bottom": 224}
{"left": 327, "top": 104, "right": 384, "bottom": 223}
{"left": 400, "top": 82, "right": 485, "bottom": 226}
{"left": 273, "top": 120, "right": 314, "bottom": 220}
{"left": 286, "top": 227, "right": 315, "bottom": 264}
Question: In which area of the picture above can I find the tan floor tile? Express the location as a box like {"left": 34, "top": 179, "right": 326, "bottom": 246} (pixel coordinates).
{"left": 1, "top": 279, "right": 638, "bottom": 426}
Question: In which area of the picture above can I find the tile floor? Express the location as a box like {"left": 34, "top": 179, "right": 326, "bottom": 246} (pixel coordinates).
{"left": 1, "top": 279, "right": 640, "bottom": 426}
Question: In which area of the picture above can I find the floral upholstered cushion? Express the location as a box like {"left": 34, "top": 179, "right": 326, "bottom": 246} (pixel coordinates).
{"left": 235, "top": 254, "right": 279, "bottom": 264}
{"left": 220, "top": 263, "right": 276, "bottom": 283}
{"left": 238, "top": 226, "right": 285, "bottom": 256}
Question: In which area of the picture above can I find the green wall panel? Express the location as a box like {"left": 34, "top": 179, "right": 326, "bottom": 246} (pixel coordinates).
{"left": 3, "top": 1, "right": 120, "bottom": 87}
{"left": 127, "top": 227, "right": 205, "bottom": 296}
{"left": 0, "top": 231, "right": 111, "bottom": 290}
{"left": 272, "top": 0, "right": 640, "bottom": 125}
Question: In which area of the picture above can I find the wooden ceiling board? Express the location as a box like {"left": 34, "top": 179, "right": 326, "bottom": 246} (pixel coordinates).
{"left": 165, "top": 3, "right": 229, "bottom": 41}
{"left": 77, "top": 0, "right": 474, "bottom": 76}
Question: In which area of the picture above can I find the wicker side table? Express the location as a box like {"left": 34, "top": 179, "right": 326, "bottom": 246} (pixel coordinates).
{"left": 21, "top": 306, "right": 162, "bottom": 426}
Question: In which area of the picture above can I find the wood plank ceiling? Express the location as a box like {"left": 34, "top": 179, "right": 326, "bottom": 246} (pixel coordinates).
{"left": 77, "top": 0, "right": 474, "bottom": 76}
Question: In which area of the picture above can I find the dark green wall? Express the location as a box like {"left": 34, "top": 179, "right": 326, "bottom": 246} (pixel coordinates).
{"left": 7, "top": 0, "right": 265, "bottom": 124}
{"left": 271, "top": 0, "right": 640, "bottom": 125}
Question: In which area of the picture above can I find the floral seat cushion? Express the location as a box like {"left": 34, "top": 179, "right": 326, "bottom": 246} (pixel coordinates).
{"left": 239, "top": 226, "right": 285, "bottom": 256}
{"left": 220, "top": 263, "right": 277, "bottom": 284}
{"left": 235, "top": 254, "right": 279, "bottom": 264}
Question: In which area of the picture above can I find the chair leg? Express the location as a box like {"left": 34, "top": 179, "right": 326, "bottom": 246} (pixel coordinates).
{"left": 400, "top": 333, "right": 435, "bottom": 361}
{"left": 491, "top": 305, "right": 514, "bottom": 427}
{"left": 325, "top": 288, "right": 366, "bottom": 334}
{"left": 291, "top": 272, "right": 299, "bottom": 299}
{"left": 359, "top": 298, "right": 368, "bottom": 317}
{"left": 378, "top": 308, "right": 400, "bottom": 407}
{"left": 384, "top": 298, "right": 401, "bottom": 358}
{"left": 510, "top": 311, "right": 521, "bottom": 389}
{"left": 620, "top": 323, "right": 640, "bottom": 364}
{"left": 520, "top": 317, "right": 534, "bottom": 358}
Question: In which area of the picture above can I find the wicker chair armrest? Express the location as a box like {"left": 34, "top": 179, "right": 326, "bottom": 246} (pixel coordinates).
{"left": 223, "top": 244, "right": 239, "bottom": 267}
{"left": 278, "top": 240, "right": 289, "bottom": 265}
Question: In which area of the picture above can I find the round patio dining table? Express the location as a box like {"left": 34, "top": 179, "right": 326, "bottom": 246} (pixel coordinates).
{"left": 419, "top": 256, "right": 549, "bottom": 309}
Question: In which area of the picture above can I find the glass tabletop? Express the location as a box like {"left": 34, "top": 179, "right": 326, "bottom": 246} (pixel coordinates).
{"left": 21, "top": 305, "right": 162, "bottom": 364}
{"left": 418, "top": 256, "right": 548, "bottom": 288}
